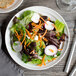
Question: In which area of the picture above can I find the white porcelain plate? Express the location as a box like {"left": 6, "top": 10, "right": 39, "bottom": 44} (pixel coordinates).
{"left": 0, "top": 0, "right": 23, "bottom": 13}
{"left": 5, "top": 6, "right": 70, "bottom": 70}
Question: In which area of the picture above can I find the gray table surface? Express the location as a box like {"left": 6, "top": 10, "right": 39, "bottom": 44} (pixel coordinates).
{"left": 0, "top": 0, "right": 76, "bottom": 76}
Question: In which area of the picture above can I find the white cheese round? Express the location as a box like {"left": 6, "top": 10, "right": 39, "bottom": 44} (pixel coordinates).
{"left": 34, "top": 35, "right": 38, "bottom": 40}
{"left": 45, "top": 21, "right": 54, "bottom": 30}
{"left": 45, "top": 45, "right": 57, "bottom": 56}
{"left": 31, "top": 13, "right": 40, "bottom": 23}
{"left": 13, "top": 41, "right": 22, "bottom": 52}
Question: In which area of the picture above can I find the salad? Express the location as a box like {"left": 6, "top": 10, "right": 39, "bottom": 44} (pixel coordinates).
{"left": 10, "top": 10, "right": 67, "bottom": 66}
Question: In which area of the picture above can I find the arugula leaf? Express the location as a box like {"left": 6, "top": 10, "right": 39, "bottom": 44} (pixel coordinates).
{"left": 22, "top": 53, "right": 30, "bottom": 63}
{"left": 56, "top": 51, "right": 61, "bottom": 56}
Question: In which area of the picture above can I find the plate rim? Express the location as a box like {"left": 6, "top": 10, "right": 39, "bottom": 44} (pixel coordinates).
{"left": 5, "top": 6, "right": 70, "bottom": 70}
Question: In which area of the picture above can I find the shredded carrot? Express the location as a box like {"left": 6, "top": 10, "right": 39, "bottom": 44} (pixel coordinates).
{"left": 38, "top": 34, "right": 42, "bottom": 47}
{"left": 41, "top": 30, "right": 47, "bottom": 39}
{"left": 20, "top": 29, "right": 23, "bottom": 37}
{"left": 34, "top": 53, "right": 38, "bottom": 54}
{"left": 48, "top": 60, "right": 52, "bottom": 62}
{"left": 32, "top": 20, "right": 42, "bottom": 33}
{"left": 38, "top": 34, "right": 41, "bottom": 40}
{"left": 37, "top": 55, "right": 46, "bottom": 67}
{"left": 52, "top": 58, "right": 56, "bottom": 60}
{"left": 34, "top": 26, "right": 43, "bottom": 30}
{"left": 27, "top": 42, "right": 31, "bottom": 47}
{"left": 31, "top": 20, "right": 43, "bottom": 39}
{"left": 26, "top": 29, "right": 31, "bottom": 38}
{"left": 39, "top": 20, "right": 41, "bottom": 24}
{"left": 51, "top": 24, "right": 59, "bottom": 36}
{"left": 24, "top": 41, "right": 26, "bottom": 49}
{"left": 32, "top": 22, "right": 43, "bottom": 31}
{"left": 30, "top": 50, "right": 34, "bottom": 54}
{"left": 44, "top": 62, "right": 46, "bottom": 66}
{"left": 31, "top": 29, "right": 39, "bottom": 39}
{"left": 49, "top": 49, "right": 54, "bottom": 53}
{"left": 52, "top": 24, "right": 57, "bottom": 31}
{"left": 48, "top": 18, "right": 50, "bottom": 21}
{"left": 40, "top": 40, "right": 42, "bottom": 47}
{"left": 43, "top": 45, "right": 45, "bottom": 48}
{"left": 43, "top": 37, "right": 48, "bottom": 42}
{"left": 58, "top": 49, "right": 62, "bottom": 51}
{"left": 15, "top": 30, "right": 21, "bottom": 41}
{"left": 20, "top": 33, "right": 26, "bottom": 46}
{"left": 24, "top": 41, "right": 26, "bottom": 45}
{"left": 42, "top": 55, "right": 46, "bottom": 66}
{"left": 40, "top": 17, "right": 48, "bottom": 25}
{"left": 37, "top": 64, "right": 42, "bottom": 67}
{"left": 15, "top": 30, "right": 18, "bottom": 35}
{"left": 31, "top": 22, "right": 37, "bottom": 26}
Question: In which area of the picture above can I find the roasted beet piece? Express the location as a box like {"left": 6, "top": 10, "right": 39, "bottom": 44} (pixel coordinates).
{"left": 13, "top": 16, "right": 19, "bottom": 24}
{"left": 30, "top": 42, "right": 36, "bottom": 47}
{"left": 27, "top": 22, "right": 33, "bottom": 32}
{"left": 38, "top": 25, "right": 46, "bottom": 33}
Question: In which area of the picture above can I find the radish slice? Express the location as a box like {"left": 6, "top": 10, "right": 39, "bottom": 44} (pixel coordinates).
{"left": 13, "top": 41, "right": 22, "bottom": 52}
{"left": 45, "top": 45, "right": 57, "bottom": 56}
{"left": 45, "top": 21, "right": 54, "bottom": 30}
{"left": 31, "top": 13, "right": 40, "bottom": 23}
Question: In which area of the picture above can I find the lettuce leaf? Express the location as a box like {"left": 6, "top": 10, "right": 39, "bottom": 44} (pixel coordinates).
{"left": 30, "top": 59, "right": 42, "bottom": 65}
{"left": 36, "top": 41, "right": 45, "bottom": 56}
{"left": 20, "top": 10, "right": 34, "bottom": 19}
{"left": 20, "top": 10, "right": 34, "bottom": 25}
{"left": 55, "top": 20, "right": 65, "bottom": 33}
{"left": 45, "top": 55, "right": 54, "bottom": 61}
{"left": 10, "top": 23, "right": 26, "bottom": 35}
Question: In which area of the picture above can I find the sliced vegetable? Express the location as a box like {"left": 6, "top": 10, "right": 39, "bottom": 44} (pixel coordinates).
{"left": 13, "top": 41, "right": 22, "bottom": 52}
{"left": 44, "top": 45, "right": 57, "bottom": 56}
